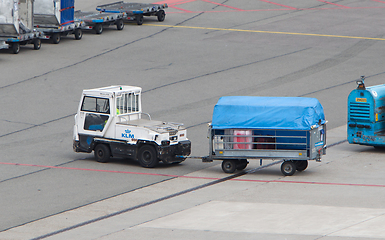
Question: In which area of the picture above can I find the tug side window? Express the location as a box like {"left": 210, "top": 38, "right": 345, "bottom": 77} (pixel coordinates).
{"left": 81, "top": 97, "right": 110, "bottom": 131}
{"left": 81, "top": 97, "right": 110, "bottom": 114}
{"left": 116, "top": 92, "right": 139, "bottom": 115}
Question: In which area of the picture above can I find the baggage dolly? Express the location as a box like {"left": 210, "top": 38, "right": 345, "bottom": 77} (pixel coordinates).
{"left": 0, "top": 31, "right": 42, "bottom": 54}
{"left": 34, "top": 0, "right": 85, "bottom": 44}
{"left": 181, "top": 96, "right": 327, "bottom": 176}
{"left": 75, "top": 11, "right": 126, "bottom": 34}
{"left": 0, "top": 0, "right": 42, "bottom": 54}
{"left": 96, "top": 1, "right": 168, "bottom": 25}
{"left": 35, "top": 21, "right": 84, "bottom": 44}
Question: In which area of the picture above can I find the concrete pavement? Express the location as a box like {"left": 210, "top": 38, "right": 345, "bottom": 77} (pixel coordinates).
{"left": 2, "top": 125, "right": 385, "bottom": 239}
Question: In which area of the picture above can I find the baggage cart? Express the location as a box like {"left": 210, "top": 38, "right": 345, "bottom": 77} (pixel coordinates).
{"left": 96, "top": 1, "right": 168, "bottom": 25}
{"left": 74, "top": 10, "right": 126, "bottom": 34}
{"left": 34, "top": 0, "right": 84, "bottom": 44}
{"left": 0, "top": 0, "right": 42, "bottom": 54}
{"left": 202, "top": 96, "right": 327, "bottom": 176}
{"left": 347, "top": 76, "right": 385, "bottom": 148}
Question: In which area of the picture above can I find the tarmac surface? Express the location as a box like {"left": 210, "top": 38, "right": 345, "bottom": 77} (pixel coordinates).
{"left": 1, "top": 0, "right": 385, "bottom": 239}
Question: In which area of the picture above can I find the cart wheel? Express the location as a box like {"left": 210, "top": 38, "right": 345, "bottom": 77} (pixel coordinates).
{"left": 33, "top": 39, "right": 41, "bottom": 50}
{"left": 222, "top": 160, "right": 237, "bottom": 173}
{"left": 138, "top": 145, "right": 159, "bottom": 168}
{"left": 52, "top": 33, "right": 61, "bottom": 44}
{"left": 116, "top": 19, "right": 124, "bottom": 30}
{"left": 236, "top": 159, "right": 249, "bottom": 170}
{"left": 136, "top": 15, "right": 143, "bottom": 25}
{"left": 74, "top": 28, "right": 83, "bottom": 40}
{"left": 157, "top": 10, "right": 165, "bottom": 22}
{"left": 295, "top": 160, "right": 308, "bottom": 172}
{"left": 11, "top": 43, "right": 20, "bottom": 54}
{"left": 281, "top": 161, "right": 296, "bottom": 176}
{"left": 94, "top": 144, "right": 110, "bottom": 163}
{"left": 94, "top": 24, "right": 103, "bottom": 34}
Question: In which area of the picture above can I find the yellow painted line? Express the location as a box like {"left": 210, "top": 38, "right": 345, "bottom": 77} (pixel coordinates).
{"left": 144, "top": 23, "right": 385, "bottom": 41}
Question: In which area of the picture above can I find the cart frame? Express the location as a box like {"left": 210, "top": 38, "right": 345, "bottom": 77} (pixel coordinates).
{"left": 96, "top": 1, "right": 168, "bottom": 25}
{"left": 75, "top": 11, "right": 126, "bottom": 34}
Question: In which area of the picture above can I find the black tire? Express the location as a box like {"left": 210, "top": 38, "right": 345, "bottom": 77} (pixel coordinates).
{"left": 138, "top": 145, "right": 159, "bottom": 168}
{"left": 295, "top": 160, "right": 308, "bottom": 172}
{"left": 281, "top": 161, "right": 296, "bottom": 176}
{"left": 157, "top": 10, "right": 165, "bottom": 22}
{"left": 236, "top": 159, "right": 249, "bottom": 170}
{"left": 11, "top": 43, "right": 20, "bottom": 54}
{"left": 222, "top": 160, "right": 237, "bottom": 173}
{"left": 52, "top": 33, "right": 61, "bottom": 44}
{"left": 74, "top": 28, "right": 83, "bottom": 40}
{"left": 94, "top": 144, "right": 110, "bottom": 163}
{"left": 136, "top": 15, "right": 143, "bottom": 25}
{"left": 94, "top": 24, "right": 103, "bottom": 34}
{"left": 116, "top": 19, "right": 124, "bottom": 30}
{"left": 33, "top": 39, "right": 41, "bottom": 50}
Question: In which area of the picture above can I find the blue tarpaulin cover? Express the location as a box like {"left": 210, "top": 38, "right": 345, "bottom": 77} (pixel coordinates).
{"left": 212, "top": 96, "right": 326, "bottom": 130}
{"left": 61, "top": 0, "right": 74, "bottom": 26}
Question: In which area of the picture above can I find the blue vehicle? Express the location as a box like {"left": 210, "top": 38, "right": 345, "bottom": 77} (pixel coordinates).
{"left": 347, "top": 77, "right": 385, "bottom": 148}
{"left": 204, "top": 96, "right": 327, "bottom": 176}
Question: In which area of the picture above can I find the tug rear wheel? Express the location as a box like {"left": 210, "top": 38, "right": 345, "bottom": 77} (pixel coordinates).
{"left": 138, "top": 145, "right": 158, "bottom": 168}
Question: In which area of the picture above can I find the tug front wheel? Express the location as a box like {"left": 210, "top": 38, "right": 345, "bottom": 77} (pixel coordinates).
{"left": 138, "top": 145, "right": 159, "bottom": 168}
{"left": 94, "top": 144, "right": 110, "bottom": 163}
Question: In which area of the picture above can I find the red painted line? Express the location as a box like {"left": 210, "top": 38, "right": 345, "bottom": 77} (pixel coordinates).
{"left": 259, "top": 0, "right": 297, "bottom": 10}
{"left": 3, "top": 161, "right": 385, "bottom": 188}
{"left": 168, "top": 0, "right": 197, "bottom": 6}
{"left": 153, "top": 0, "right": 189, "bottom": 4}
{"left": 201, "top": 0, "right": 244, "bottom": 11}
{"left": 317, "top": 0, "right": 350, "bottom": 8}
{"left": 169, "top": 6, "right": 194, "bottom": 12}
{"left": 372, "top": 0, "right": 385, "bottom": 4}
{"left": 234, "top": 178, "right": 385, "bottom": 188}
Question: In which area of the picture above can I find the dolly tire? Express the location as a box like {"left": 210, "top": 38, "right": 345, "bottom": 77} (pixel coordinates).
{"left": 74, "top": 29, "right": 83, "bottom": 40}
{"left": 236, "top": 159, "right": 249, "bottom": 170}
{"left": 138, "top": 145, "right": 158, "bottom": 168}
{"left": 94, "top": 24, "right": 103, "bottom": 34}
{"left": 52, "top": 33, "right": 61, "bottom": 44}
{"left": 94, "top": 144, "right": 110, "bottom": 163}
{"left": 33, "top": 39, "right": 41, "bottom": 50}
{"left": 11, "top": 43, "right": 20, "bottom": 54}
{"left": 281, "top": 161, "right": 296, "bottom": 176}
{"left": 116, "top": 19, "right": 124, "bottom": 30}
{"left": 222, "top": 160, "right": 237, "bottom": 173}
{"left": 136, "top": 15, "right": 143, "bottom": 25}
{"left": 157, "top": 10, "right": 165, "bottom": 22}
{"left": 295, "top": 160, "right": 308, "bottom": 172}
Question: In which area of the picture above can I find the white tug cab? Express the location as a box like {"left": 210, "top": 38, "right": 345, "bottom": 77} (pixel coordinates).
{"left": 73, "top": 86, "right": 191, "bottom": 167}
